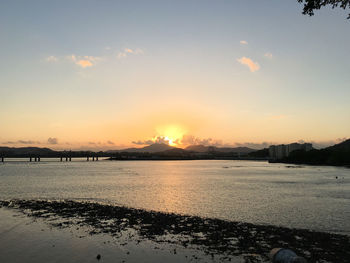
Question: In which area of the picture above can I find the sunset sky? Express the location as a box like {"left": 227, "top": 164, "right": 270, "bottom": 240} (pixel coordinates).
{"left": 1, "top": 1, "right": 349, "bottom": 150}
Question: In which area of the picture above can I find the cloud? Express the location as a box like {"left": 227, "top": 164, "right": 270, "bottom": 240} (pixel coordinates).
{"left": 66, "top": 54, "right": 100, "bottom": 68}
{"left": 180, "top": 135, "right": 225, "bottom": 147}
{"left": 237, "top": 57, "right": 260, "bottom": 72}
{"left": 117, "top": 53, "right": 127, "bottom": 59}
{"left": 46, "top": 56, "right": 58, "bottom": 62}
{"left": 132, "top": 135, "right": 180, "bottom": 146}
{"left": 132, "top": 140, "right": 154, "bottom": 145}
{"left": 264, "top": 52, "right": 273, "bottom": 59}
{"left": 180, "top": 135, "right": 272, "bottom": 149}
{"left": 133, "top": 135, "right": 233, "bottom": 148}
{"left": 132, "top": 136, "right": 171, "bottom": 146}
{"left": 2, "top": 141, "right": 16, "bottom": 144}
{"left": 47, "top": 137, "right": 58, "bottom": 144}
{"left": 125, "top": 48, "right": 134, "bottom": 53}
{"left": 19, "top": 140, "right": 41, "bottom": 144}
{"left": 107, "top": 140, "right": 115, "bottom": 145}
{"left": 117, "top": 48, "right": 144, "bottom": 59}
{"left": 240, "top": 40, "right": 248, "bottom": 45}
{"left": 76, "top": 60, "right": 93, "bottom": 68}
{"left": 2, "top": 140, "right": 40, "bottom": 145}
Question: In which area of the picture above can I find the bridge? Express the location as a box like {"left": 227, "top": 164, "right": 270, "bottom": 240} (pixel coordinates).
{"left": 0, "top": 156, "right": 102, "bottom": 162}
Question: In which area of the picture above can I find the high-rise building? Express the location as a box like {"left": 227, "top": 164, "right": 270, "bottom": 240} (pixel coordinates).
{"left": 269, "top": 143, "right": 312, "bottom": 159}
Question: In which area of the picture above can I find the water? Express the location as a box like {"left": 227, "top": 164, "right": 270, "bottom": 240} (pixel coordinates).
{"left": 0, "top": 159, "right": 349, "bottom": 235}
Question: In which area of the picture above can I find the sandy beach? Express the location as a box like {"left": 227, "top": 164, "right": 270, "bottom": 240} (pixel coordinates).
{"left": 1, "top": 200, "right": 349, "bottom": 263}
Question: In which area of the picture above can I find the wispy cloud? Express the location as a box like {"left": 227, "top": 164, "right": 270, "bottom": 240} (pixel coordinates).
{"left": 46, "top": 47, "right": 144, "bottom": 68}
{"left": 2, "top": 140, "right": 41, "bottom": 145}
{"left": 47, "top": 137, "right": 58, "bottom": 145}
{"left": 240, "top": 40, "right": 248, "bottom": 45}
{"left": 46, "top": 55, "right": 58, "bottom": 62}
{"left": 264, "top": 52, "right": 273, "bottom": 59}
{"left": 180, "top": 135, "right": 222, "bottom": 147}
{"left": 117, "top": 48, "right": 144, "bottom": 59}
{"left": 132, "top": 140, "right": 153, "bottom": 145}
{"left": 237, "top": 56, "right": 260, "bottom": 72}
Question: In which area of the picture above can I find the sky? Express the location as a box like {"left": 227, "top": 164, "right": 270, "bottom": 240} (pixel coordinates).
{"left": 0, "top": 0, "right": 349, "bottom": 150}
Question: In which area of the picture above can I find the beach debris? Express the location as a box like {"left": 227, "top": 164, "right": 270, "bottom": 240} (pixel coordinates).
{"left": 1, "top": 199, "right": 349, "bottom": 263}
{"left": 96, "top": 254, "right": 101, "bottom": 260}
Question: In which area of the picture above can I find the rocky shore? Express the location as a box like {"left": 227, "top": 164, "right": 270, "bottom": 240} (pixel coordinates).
{"left": 1, "top": 199, "right": 349, "bottom": 263}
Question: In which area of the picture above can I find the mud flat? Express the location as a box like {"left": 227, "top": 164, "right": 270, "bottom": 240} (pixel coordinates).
{"left": 1, "top": 200, "right": 349, "bottom": 263}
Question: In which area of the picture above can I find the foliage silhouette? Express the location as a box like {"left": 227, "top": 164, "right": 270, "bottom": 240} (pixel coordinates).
{"left": 298, "top": 0, "right": 350, "bottom": 19}
{"left": 281, "top": 139, "right": 350, "bottom": 166}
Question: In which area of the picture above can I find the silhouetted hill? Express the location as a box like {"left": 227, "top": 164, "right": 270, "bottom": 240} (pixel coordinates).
{"left": 282, "top": 139, "right": 350, "bottom": 166}
{"left": 109, "top": 143, "right": 178, "bottom": 153}
{"left": 0, "top": 147, "right": 107, "bottom": 158}
{"left": 185, "top": 145, "right": 209, "bottom": 152}
{"left": 327, "top": 139, "right": 350, "bottom": 151}
{"left": 185, "top": 145, "right": 255, "bottom": 153}
{"left": 0, "top": 147, "right": 55, "bottom": 157}
{"left": 248, "top": 148, "right": 269, "bottom": 158}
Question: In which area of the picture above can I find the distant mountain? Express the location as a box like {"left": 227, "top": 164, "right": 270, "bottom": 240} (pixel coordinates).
{"left": 185, "top": 145, "right": 209, "bottom": 152}
{"left": 111, "top": 143, "right": 178, "bottom": 153}
{"left": 108, "top": 143, "right": 255, "bottom": 154}
{"left": 327, "top": 139, "right": 350, "bottom": 151}
{"left": 185, "top": 145, "right": 255, "bottom": 153}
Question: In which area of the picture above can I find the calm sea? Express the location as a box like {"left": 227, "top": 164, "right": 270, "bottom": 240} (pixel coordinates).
{"left": 0, "top": 159, "right": 349, "bottom": 235}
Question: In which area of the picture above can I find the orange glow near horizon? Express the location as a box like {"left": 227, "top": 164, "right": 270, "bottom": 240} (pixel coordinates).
{"left": 155, "top": 124, "right": 187, "bottom": 146}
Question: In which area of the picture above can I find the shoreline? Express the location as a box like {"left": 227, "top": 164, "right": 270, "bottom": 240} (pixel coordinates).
{"left": 1, "top": 199, "right": 349, "bottom": 263}
{"left": 269, "top": 159, "right": 350, "bottom": 169}
{"left": 0, "top": 208, "right": 222, "bottom": 263}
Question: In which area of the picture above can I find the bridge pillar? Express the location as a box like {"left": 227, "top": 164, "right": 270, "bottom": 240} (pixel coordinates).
{"left": 34, "top": 157, "right": 37, "bottom": 162}
{"left": 69, "top": 157, "right": 72, "bottom": 161}
{"left": 38, "top": 157, "right": 40, "bottom": 162}
{"left": 96, "top": 156, "right": 99, "bottom": 161}
{"left": 60, "top": 157, "right": 63, "bottom": 162}
{"left": 92, "top": 156, "right": 95, "bottom": 161}
{"left": 1, "top": 157, "right": 3, "bottom": 162}
{"left": 87, "top": 157, "right": 89, "bottom": 161}
{"left": 65, "top": 157, "right": 68, "bottom": 161}
{"left": 30, "top": 157, "right": 32, "bottom": 162}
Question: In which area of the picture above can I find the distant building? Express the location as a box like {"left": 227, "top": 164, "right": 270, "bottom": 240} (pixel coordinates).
{"left": 269, "top": 143, "right": 312, "bottom": 159}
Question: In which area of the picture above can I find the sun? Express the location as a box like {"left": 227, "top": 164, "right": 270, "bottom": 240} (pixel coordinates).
{"left": 164, "top": 136, "right": 175, "bottom": 146}
{"left": 156, "top": 124, "right": 186, "bottom": 146}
